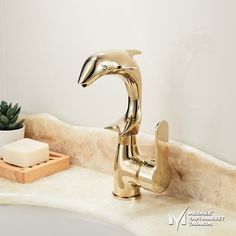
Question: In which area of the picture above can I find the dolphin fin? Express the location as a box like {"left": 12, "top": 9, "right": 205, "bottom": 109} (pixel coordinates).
{"left": 104, "top": 116, "right": 138, "bottom": 136}
{"left": 126, "top": 50, "right": 142, "bottom": 57}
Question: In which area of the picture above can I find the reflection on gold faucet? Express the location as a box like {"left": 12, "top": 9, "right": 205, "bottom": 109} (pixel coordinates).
{"left": 78, "top": 50, "right": 172, "bottom": 199}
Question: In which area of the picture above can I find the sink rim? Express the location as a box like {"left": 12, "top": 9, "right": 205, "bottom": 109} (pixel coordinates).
{"left": 0, "top": 203, "right": 135, "bottom": 236}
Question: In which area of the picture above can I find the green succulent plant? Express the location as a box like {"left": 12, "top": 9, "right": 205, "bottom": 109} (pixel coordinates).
{"left": 0, "top": 101, "right": 24, "bottom": 130}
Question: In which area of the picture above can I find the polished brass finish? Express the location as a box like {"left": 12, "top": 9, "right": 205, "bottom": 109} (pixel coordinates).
{"left": 78, "top": 50, "right": 172, "bottom": 199}
{"left": 138, "top": 121, "right": 171, "bottom": 193}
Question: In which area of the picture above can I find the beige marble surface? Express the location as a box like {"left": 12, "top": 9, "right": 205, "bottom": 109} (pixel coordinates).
{"left": 0, "top": 166, "right": 236, "bottom": 236}
{"left": 23, "top": 113, "right": 236, "bottom": 211}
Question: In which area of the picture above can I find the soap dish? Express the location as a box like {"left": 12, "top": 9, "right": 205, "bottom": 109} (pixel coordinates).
{"left": 0, "top": 151, "right": 71, "bottom": 183}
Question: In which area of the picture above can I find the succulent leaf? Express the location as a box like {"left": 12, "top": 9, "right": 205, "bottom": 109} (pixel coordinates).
{"left": 0, "top": 122, "right": 5, "bottom": 129}
{"left": 0, "top": 115, "right": 9, "bottom": 125}
{"left": 6, "top": 107, "right": 15, "bottom": 119}
{"left": 17, "top": 123, "right": 24, "bottom": 129}
{"left": 0, "top": 104, "right": 8, "bottom": 114}
{"left": 8, "top": 122, "right": 18, "bottom": 130}
{"left": 8, "top": 119, "right": 24, "bottom": 130}
{"left": 0, "top": 101, "right": 23, "bottom": 130}
{"left": 12, "top": 104, "right": 18, "bottom": 114}
{"left": 15, "top": 107, "right": 21, "bottom": 115}
{"left": 10, "top": 113, "right": 19, "bottom": 124}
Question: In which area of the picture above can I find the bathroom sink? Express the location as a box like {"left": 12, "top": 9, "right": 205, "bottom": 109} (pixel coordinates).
{"left": 0, "top": 205, "right": 133, "bottom": 236}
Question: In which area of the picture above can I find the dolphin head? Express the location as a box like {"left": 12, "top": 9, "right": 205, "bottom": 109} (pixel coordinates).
{"left": 78, "top": 50, "right": 141, "bottom": 87}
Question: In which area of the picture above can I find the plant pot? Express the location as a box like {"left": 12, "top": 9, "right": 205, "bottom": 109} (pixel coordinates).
{"left": 0, "top": 126, "right": 25, "bottom": 156}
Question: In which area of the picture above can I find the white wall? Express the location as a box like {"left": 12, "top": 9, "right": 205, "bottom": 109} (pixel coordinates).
{"left": 1, "top": 0, "right": 236, "bottom": 165}
{"left": 0, "top": 0, "right": 6, "bottom": 99}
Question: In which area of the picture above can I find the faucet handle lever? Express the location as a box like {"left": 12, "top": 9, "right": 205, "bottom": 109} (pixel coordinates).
{"left": 155, "top": 120, "right": 169, "bottom": 162}
{"left": 138, "top": 120, "right": 172, "bottom": 193}
{"left": 150, "top": 120, "right": 171, "bottom": 192}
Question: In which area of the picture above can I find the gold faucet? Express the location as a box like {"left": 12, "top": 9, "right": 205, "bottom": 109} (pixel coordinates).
{"left": 78, "top": 50, "right": 172, "bottom": 199}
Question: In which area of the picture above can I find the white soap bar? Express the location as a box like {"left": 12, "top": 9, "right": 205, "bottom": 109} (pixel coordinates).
{"left": 3, "top": 138, "right": 49, "bottom": 168}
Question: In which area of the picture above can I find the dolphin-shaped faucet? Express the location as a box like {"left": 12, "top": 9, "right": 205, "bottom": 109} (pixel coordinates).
{"left": 78, "top": 50, "right": 172, "bottom": 199}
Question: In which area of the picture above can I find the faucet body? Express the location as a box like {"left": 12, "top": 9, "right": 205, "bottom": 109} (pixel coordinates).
{"left": 78, "top": 50, "right": 172, "bottom": 199}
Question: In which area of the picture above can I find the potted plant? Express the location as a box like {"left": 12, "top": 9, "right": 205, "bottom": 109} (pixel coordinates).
{"left": 0, "top": 101, "right": 25, "bottom": 156}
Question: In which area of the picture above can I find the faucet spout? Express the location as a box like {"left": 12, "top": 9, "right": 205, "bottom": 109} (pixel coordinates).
{"left": 78, "top": 50, "right": 142, "bottom": 136}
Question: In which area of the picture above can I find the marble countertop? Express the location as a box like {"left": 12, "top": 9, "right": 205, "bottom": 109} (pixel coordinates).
{"left": 22, "top": 114, "right": 236, "bottom": 211}
{"left": 0, "top": 166, "right": 236, "bottom": 236}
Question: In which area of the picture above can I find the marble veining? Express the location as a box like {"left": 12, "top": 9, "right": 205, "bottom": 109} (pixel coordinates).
{"left": 22, "top": 113, "right": 236, "bottom": 210}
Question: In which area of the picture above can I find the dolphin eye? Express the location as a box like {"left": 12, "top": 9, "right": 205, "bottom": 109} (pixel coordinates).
{"left": 102, "top": 65, "right": 107, "bottom": 70}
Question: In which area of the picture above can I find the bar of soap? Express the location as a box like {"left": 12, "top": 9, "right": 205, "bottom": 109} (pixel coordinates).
{"left": 3, "top": 138, "right": 49, "bottom": 168}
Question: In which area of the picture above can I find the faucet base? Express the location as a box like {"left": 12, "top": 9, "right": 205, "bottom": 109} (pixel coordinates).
{"left": 112, "top": 192, "right": 141, "bottom": 200}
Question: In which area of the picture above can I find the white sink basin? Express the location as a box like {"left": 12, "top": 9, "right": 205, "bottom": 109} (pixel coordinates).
{"left": 0, "top": 205, "right": 133, "bottom": 236}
